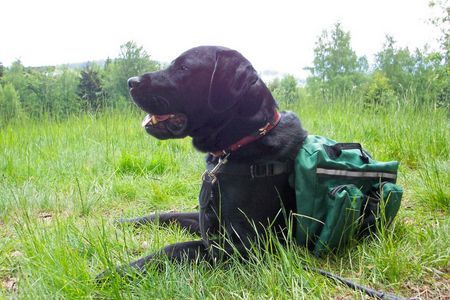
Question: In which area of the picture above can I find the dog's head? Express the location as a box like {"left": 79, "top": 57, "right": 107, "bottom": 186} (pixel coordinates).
{"left": 128, "top": 46, "right": 276, "bottom": 152}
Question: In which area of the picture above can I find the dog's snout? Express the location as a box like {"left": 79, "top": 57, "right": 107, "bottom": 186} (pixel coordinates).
{"left": 128, "top": 77, "right": 141, "bottom": 89}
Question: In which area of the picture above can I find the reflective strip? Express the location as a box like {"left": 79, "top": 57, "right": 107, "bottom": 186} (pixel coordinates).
{"left": 316, "top": 168, "right": 397, "bottom": 179}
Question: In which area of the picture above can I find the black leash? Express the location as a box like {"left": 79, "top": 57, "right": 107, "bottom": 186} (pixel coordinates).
{"left": 199, "top": 154, "right": 230, "bottom": 247}
{"left": 304, "top": 266, "right": 409, "bottom": 300}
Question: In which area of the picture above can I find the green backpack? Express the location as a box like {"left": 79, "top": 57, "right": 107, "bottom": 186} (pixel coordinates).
{"left": 292, "top": 135, "right": 403, "bottom": 255}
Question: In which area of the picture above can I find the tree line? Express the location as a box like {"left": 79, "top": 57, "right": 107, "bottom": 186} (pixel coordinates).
{"left": 0, "top": 41, "right": 159, "bottom": 125}
{"left": 0, "top": 7, "right": 448, "bottom": 126}
{"left": 270, "top": 21, "right": 448, "bottom": 109}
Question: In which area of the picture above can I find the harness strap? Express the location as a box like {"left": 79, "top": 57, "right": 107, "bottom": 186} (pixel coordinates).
{"left": 199, "top": 159, "right": 293, "bottom": 248}
{"left": 206, "top": 161, "right": 292, "bottom": 178}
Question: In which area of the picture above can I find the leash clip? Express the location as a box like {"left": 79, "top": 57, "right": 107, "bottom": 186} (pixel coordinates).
{"left": 201, "top": 153, "right": 230, "bottom": 184}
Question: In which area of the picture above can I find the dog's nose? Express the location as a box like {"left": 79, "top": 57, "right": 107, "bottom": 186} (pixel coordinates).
{"left": 128, "top": 77, "right": 141, "bottom": 89}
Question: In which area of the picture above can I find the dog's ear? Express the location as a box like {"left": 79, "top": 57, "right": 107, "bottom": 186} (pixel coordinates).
{"left": 208, "top": 50, "right": 259, "bottom": 112}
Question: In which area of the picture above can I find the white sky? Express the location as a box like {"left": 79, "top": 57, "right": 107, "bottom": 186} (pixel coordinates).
{"left": 0, "top": 0, "right": 442, "bottom": 79}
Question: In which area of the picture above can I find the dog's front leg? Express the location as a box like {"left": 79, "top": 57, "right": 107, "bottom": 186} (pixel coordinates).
{"left": 95, "top": 240, "right": 209, "bottom": 281}
{"left": 116, "top": 212, "right": 201, "bottom": 234}
{"left": 95, "top": 237, "right": 259, "bottom": 282}
{"left": 130, "top": 240, "right": 210, "bottom": 269}
{"left": 130, "top": 239, "right": 255, "bottom": 271}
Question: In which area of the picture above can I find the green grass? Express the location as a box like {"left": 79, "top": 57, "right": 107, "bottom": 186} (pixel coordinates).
{"left": 0, "top": 99, "right": 449, "bottom": 299}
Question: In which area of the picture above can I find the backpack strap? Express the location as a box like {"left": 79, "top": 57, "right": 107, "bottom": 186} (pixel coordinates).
{"left": 206, "top": 161, "right": 292, "bottom": 179}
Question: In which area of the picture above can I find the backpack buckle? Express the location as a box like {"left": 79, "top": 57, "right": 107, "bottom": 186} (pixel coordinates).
{"left": 250, "top": 164, "right": 274, "bottom": 178}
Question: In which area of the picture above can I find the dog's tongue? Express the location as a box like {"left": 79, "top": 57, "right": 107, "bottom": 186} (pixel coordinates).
{"left": 142, "top": 114, "right": 172, "bottom": 127}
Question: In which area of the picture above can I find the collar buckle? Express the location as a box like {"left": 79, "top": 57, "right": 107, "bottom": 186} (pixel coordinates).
{"left": 258, "top": 122, "right": 271, "bottom": 136}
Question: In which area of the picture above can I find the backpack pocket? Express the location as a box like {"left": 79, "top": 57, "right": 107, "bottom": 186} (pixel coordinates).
{"left": 359, "top": 182, "right": 403, "bottom": 237}
{"left": 314, "top": 184, "right": 363, "bottom": 255}
{"left": 381, "top": 182, "right": 403, "bottom": 224}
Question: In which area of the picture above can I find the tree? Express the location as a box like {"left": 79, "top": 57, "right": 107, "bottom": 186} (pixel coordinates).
{"left": 272, "top": 75, "right": 299, "bottom": 105}
{"left": 429, "top": 0, "right": 449, "bottom": 65}
{"left": 362, "top": 71, "right": 396, "bottom": 108}
{"left": 428, "top": 0, "right": 450, "bottom": 107}
{"left": 105, "top": 41, "right": 159, "bottom": 101}
{"left": 374, "top": 35, "right": 415, "bottom": 96}
{"left": 3, "top": 60, "right": 42, "bottom": 117}
{"left": 0, "top": 83, "right": 23, "bottom": 126}
{"left": 3, "top": 61, "right": 80, "bottom": 118}
{"left": 50, "top": 66, "right": 80, "bottom": 117}
{"left": 374, "top": 35, "right": 448, "bottom": 106}
{"left": 0, "top": 62, "right": 4, "bottom": 78}
{"left": 77, "top": 64, "right": 105, "bottom": 111}
{"left": 306, "top": 23, "right": 367, "bottom": 100}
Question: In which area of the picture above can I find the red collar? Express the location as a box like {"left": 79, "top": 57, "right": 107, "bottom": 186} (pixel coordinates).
{"left": 211, "top": 110, "right": 282, "bottom": 157}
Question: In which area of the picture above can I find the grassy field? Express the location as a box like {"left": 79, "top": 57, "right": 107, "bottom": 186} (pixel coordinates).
{"left": 0, "top": 98, "right": 449, "bottom": 299}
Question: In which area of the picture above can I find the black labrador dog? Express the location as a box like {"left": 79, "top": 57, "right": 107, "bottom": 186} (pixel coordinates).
{"left": 99, "top": 46, "right": 307, "bottom": 278}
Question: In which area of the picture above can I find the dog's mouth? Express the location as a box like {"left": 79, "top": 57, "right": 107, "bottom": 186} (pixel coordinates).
{"left": 141, "top": 113, "right": 188, "bottom": 139}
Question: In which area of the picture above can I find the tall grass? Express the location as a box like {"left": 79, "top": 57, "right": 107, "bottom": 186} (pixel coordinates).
{"left": 0, "top": 98, "right": 448, "bottom": 298}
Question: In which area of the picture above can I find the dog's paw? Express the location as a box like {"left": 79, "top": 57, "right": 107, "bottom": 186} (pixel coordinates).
{"left": 113, "top": 216, "right": 153, "bottom": 228}
{"left": 95, "top": 263, "right": 146, "bottom": 285}
{"left": 95, "top": 268, "right": 114, "bottom": 285}
{"left": 113, "top": 217, "right": 133, "bottom": 226}
{"left": 94, "top": 266, "right": 134, "bottom": 285}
